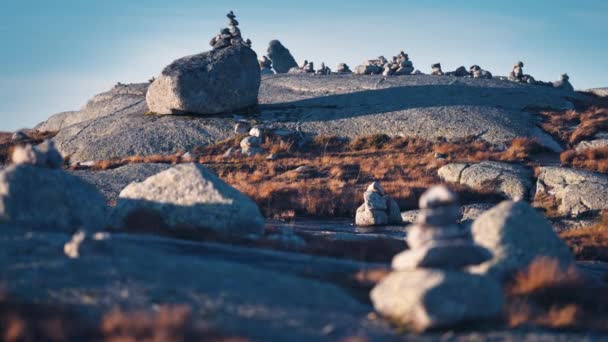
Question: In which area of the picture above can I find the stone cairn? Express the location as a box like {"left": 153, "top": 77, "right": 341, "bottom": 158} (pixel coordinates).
{"left": 11, "top": 140, "right": 63, "bottom": 169}
{"left": 383, "top": 51, "right": 415, "bottom": 77}
{"left": 470, "top": 65, "right": 493, "bottom": 79}
{"left": 316, "top": 62, "right": 331, "bottom": 75}
{"left": 209, "top": 11, "right": 251, "bottom": 50}
{"left": 370, "top": 185, "right": 503, "bottom": 331}
{"left": 392, "top": 185, "right": 492, "bottom": 269}
{"left": 553, "top": 73, "right": 574, "bottom": 91}
{"left": 354, "top": 56, "right": 387, "bottom": 75}
{"left": 355, "top": 182, "right": 403, "bottom": 226}
{"left": 431, "top": 63, "right": 444, "bottom": 76}
{"left": 259, "top": 56, "right": 275, "bottom": 75}
{"left": 336, "top": 63, "right": 352, "bottom": 74}
{"left": 288, "top": 60, "right": 315, "bottom": 74}
{"left": 508, "top": 61, "right": 536, "bottom": 84}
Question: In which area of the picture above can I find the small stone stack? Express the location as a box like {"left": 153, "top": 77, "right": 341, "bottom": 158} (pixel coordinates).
{"left": 316, "top": 62, "right": 331, "bottom": 75}
{"left": 508, "top": 61, "right": 535, "bottom": 83}
{"left": 370, "top": 185, "right": 503, "bottom": 332}
{"left": 446, "top": 66, "right": 469, "bottom": 77}
{"left": 209, "top": 11, "right": 250, "bottom": 50}
{"left": 354, "top": 56, "right": 387, "bottom": 75}
{"left": 393, "top": 186, "right": 492, "bottom": 269}
{"left": 553, "top": 73, "right": 574, "bottom": 92}
{"left": 391, "top": 51, "right": 415, "bottom": 75}
{"left": 470, "top": 65, "right": 493, "bottom": 79}
{"left": 259, "top": 56, "right": 275, "bottom": 75}
{"left": 431, "top": 63, "right": 444, "bottom": 76}
{"left": 355, "top": 182, "right": 403, "bottom": 226}
{"left": 240, "top": 135, "right": 264, "bottom": 157}
{"left": 336, "top": 63, "right": 352, "bottom": 74}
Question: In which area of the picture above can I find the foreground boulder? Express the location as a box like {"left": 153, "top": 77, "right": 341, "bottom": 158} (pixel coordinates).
{"left": 267, "top": 40, "right": 298, "bottom": 73}
{"left": 0, "top": 143, "right": 107, "bottom": 232}
{"left": 371, "top": 269, "right": 503, "bottom": 332}
{"left": 146, "top": 45, "right": 261, "bottom": 115}
{"left": 536, "top": 166, "right": 608, "bottom": 217}
{"left": 470, "top": 201, "right": 574, "bottom": 280}
{"left": 438, "top": 161, "right": 533, "bottom": 200}
{"left": 372, "top": 186, "right": 503, "bottom": 331}
{"left": 112, "top": 164, "right": 264, "bottom": 236}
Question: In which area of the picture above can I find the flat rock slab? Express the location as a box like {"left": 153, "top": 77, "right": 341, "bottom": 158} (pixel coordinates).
{"left": 536, "top": 167, "right": 608, "bottom": 217}
{"left": 438, "top": 161, "right": 534, "bottom": 200}
{"left": 0, "top": 226, "right": 392, "bottom": 342}
{"left": 42, "top": 75, "right": 580, "bottom": 163}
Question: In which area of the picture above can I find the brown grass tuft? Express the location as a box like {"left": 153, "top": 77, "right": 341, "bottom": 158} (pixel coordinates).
{"left": 560, "top": 212, "right": 608, "bottom": 262}
{"left": 560, "top": 147, "right": 608, "bottom": 173}
{"left": 507, "top": 257, "right": 583, "bottom": 296}
{"left": 538, "top": 105, "right": 608, "bottom": 147}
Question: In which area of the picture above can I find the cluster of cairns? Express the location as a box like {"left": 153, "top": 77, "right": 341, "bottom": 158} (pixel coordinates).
{"left": 431, "top": 63, "right": 491, "bottom": 78}
{"left": 209, "top": 11, "right": 252, "bottom": 49}
{"left": 355, "top": 182, "right": 403, "bottom": 226}
{"left": 355, "top": 52, "right": 419, "bottom": 76}
{"left": 371, "top": 186, "right": 503, "bottom": 331}
{"left": 507, "top": 61, "right": 574, "bottom": 90}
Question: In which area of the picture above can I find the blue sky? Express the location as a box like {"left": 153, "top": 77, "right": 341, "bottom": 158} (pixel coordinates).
{"left": 1, "top": 0, "right": 607, "bottom": 131}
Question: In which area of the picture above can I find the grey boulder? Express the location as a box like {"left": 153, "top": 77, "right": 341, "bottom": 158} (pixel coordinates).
{"left": 438, "top": 161, "right": 533, "bottom": 200}
{"left": 536, "top": 166, "right": 608, "bottom": 217}
{"left": 371, "top": 269, "right": 503, "bottom": 331}
{"left": 0, "top": 165, "right": 107, "bottom": 232}
{"left": 147, "top": 45, "right": 261, "bottom": 115}
{"left": 470, "top": 201, "right": 574, "bottom": 280}
{"left": 392, "top": 243, "right": 492, "bottom": 270}
{"left": 112, "top": 163, "right": 265, "bottom": 236}
{"left": 267, "top": 40, "right": 298, "bottom": 73}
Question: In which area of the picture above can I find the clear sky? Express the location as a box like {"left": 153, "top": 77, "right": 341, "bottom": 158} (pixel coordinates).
{"left": 1, "top": 0, "right": 607, "bottom": 131}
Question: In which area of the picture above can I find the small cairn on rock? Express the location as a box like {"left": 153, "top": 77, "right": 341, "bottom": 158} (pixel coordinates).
{"left": 289, "top": 60, "right": 315, "bottom": 74}
{"left": 355, "top": 182, "right": 403, "bottom": 226}
{"left": 209, "top": 11, "right": 250, "bottom": 50}
{"left": 384, "top": 51, "right": 415, "bottom": 76}
{"left": 316, "top": 62, "right": 331, "bottom": 75}
{"left": 431, "top": 63, "right": 444, "bottom": 76}
{"left": 336, "top": 63, "right": 352, "bottom": 74}
{"left": 370, "top": 185, "right": 503, "bottom": 331}
{"left": 240, "top": 135, "right": 264, "bottom": 157}
{"left": 508, "top": 61, "right": 536, "bottom": 83}
{"left": 259, "top": 56, "right": 275, "bottom": 75}
{"left": 553, "top": 73, "right": 574, "bottom": 91}
{"left": 393, "top": 185, "right": 492, "bottom": 270}
{"left": 446, "top": 66, "right": 469, "bottom": 77}
{"left": 470, "top": 65, "right": 493, "bottom": 79}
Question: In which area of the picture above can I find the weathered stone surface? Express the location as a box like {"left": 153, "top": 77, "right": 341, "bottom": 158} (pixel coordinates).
{"left": 438, "top": 161, "right": 534, "bottom": 200}
{"left": 71, "top": 163, "right": 172, "bottom": 203}
{"left": 402, "top": 204, "right": 495, "bottom": 224}
{"left": 267, "top": 40, "right": 298, "bottom": 74}
{"left": 536, "top": 166, "right": 608, "bottom": 217}
{"left": 146, "top": 45, "right": 261, "bottom": 115}
{"left": 470, "top": 201, "right": 574, "bottom": 280}
{"left": 587, "top": 87, "right": 608, "bottom": 97}
{"left": 355, "top": 205, "right": 388, "bottom": 226}
{"left": 0, "top": 165, "right": 107, "bottom": 232}
{"left": 113, "top": 164, "right": 264, "bottom": 236}
{"left": 36, "top": 83, "right": 149, "bottom": 132}
{"left": 371, "top": 269, "right": 503, "bottom": 331}
{"left": 48, "top": 74, "right": 578, "bottom": 163}
{"left": 0, "top": 226, "right": 393, "bottom": 341}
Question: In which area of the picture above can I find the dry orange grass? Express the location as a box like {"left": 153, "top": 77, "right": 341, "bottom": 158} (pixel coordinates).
{"left": 81, "top": 135, "right": 545, "bottom": 218}
{"left": 560, "top": 212, "right": 608, "bottom": 262}
{"left": 0, "top": 293, "right": 246, "bottom": 342}
{"left": 506, "top": 257, "right": 608, "bottom": 331}
{"left": 539, "top": 106, "right": 608, "bottom": 147}
{"left": 560, "top": 147, "right": 608, "bottom": 174}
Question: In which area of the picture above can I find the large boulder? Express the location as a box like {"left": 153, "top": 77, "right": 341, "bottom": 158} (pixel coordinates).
{"left": 438, "top": 161, "right": 533, "bottom": 200}
{"left": 0, "top": 165, "right": 107, "bottom": 232}
{"left": 371, "top": 269, "right": 503, "bottom": 331}
{"left": 112, "top": 163, "right": 264, "bottom": 236}
{"left": 146, "top": 45, "right": 261, "bottom": 115}
{"left": 536, "top": 166, "right": 608, "bottom": 217}
{"left": 470, "top": 201, "right": 574, "bottom": 280}
{"left": 267, "top": 40, "right": 298, "bottom": 74}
